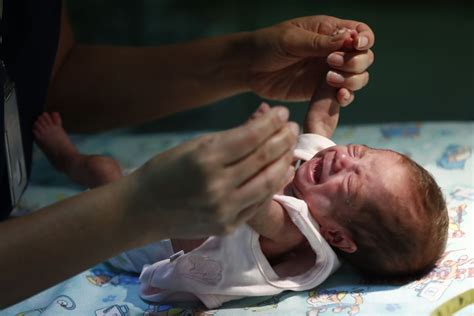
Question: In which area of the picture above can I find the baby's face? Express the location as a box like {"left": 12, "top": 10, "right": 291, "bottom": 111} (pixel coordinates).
{"left": 292, "top": 144, "right": 414, "bottom": 228}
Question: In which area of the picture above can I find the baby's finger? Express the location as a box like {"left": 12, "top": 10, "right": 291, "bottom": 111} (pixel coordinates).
{"left": 327, "top": 49, "right": 374, "bottom": 74}
{"left": 336, "top": 88, "right": 354, "bottom": 107}
{"left": 336, "top": 20, "right": 375, "bottom": 50}
{"left": 326, "top": 70, "right": 369, "bottom": 92}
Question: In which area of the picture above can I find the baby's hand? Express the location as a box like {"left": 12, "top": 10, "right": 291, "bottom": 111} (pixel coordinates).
{"left": 333, "top": 27, "right": 358, "bottom": 51}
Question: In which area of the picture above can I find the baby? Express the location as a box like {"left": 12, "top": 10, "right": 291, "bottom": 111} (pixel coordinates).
{"left": 34, "top": 84, "right": 448, "bottom": 309}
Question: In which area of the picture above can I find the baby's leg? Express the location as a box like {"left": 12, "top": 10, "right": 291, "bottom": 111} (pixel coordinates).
{"left": 33, "top": 112, "right": 122, "bottom": 188}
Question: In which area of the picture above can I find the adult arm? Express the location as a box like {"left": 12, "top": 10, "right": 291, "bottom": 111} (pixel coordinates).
{"left": 0, "top": 107, "right": 297, "bottom": 307}
{"left": 47, "top": 4, "right": 252, "bottom": 131}
{"left": 47, "top": 5, "right": 374, "bottom": 132}
{"left": 0, "top": 178, "right": 144, "bottom": 308}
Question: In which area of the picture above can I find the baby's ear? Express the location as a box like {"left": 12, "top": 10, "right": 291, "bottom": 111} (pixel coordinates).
{"left": 320, "top": 226, "right": 357, "bottom": 253}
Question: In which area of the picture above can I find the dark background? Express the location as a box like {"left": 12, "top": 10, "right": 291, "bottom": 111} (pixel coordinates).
{"left": 65, "top": 0, "right": 474, "bottom": 131}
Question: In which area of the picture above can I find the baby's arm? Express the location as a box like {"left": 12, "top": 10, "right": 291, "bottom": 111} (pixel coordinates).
{"left": 304, "top": 28, "right": 357, "bottom": 137}
{"left": 170, "top": 200, "right": 304, "bottom": 258}
{"left": 247, "top": 200, "right": 305, "bottom": 258}
{"left": 304, "top": 80, "right": 341, "bottom": 138}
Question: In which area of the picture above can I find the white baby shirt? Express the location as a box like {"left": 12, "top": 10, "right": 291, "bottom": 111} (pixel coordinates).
{"left": 139, "top": 134, "right": 340, "bottom": 309}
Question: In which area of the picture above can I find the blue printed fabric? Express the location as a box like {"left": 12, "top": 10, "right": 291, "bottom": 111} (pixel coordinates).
{"left": 4, "top": 122, "right": 473, "bottom": 316}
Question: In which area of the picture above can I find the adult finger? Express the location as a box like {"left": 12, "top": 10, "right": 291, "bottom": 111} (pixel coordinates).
{"left": 326, "top": 70, "right": 370, "bottom": 92}
{"left": 231, "top": 149, "right": 294, "bottom": 210}
{"left": 327, "top": 50, "right": 375, "bottom": 74}
{"left": 216, "top": 106, "right": 290, "bottom": 165}
{"left": 282, "top": 26, "right": 351, "bottom": 58}
{"left": 336, "top": 88, "right": 355, "bottom": 107}
{"left": 230, "top": 122, "right": 298, "bottom": 187}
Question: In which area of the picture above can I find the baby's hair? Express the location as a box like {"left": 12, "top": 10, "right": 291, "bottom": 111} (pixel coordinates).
{"left": 336, "top": 153, "right": 448, "bottom": 284}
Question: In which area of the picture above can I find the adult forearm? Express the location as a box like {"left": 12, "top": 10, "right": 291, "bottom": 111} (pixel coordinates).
{"left": 46, "top": 33, "right": 253, "bottom": 132}
{"left": 0, "top": 105, "right": 298, "bottom": 306}
{"left": 0, "top": 177, "right": 154, "bottom": 308}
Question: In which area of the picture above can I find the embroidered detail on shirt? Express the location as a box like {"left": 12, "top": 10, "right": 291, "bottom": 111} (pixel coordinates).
{"left": 178, "top": 254, "right": 223, "bottom": 285}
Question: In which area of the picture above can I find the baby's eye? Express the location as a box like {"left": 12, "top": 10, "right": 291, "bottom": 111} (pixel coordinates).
{"left": 354, "top": 145, "right": 363, "bottom": 158}
{"left": 345, "top": 174, "right": 358, "bottom": 208}
{"left": 352, "top": 146, "right": 357, "bottom": 157}
{"left": 346, "top": 174, "right": 353, "bottom": 196}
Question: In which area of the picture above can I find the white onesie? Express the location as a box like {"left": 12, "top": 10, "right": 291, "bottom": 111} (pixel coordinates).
{"left": 139, "top": 134, "right": 340, "bottom": 309}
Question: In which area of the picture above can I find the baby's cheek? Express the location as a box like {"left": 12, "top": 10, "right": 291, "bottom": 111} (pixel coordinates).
{"left": 307, "top": 195, "right": 332, "bottom": 217}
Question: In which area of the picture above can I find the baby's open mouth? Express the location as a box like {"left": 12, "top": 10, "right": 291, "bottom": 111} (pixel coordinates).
{"left": 312, "top": 158, "right": 323, "bottom": 184}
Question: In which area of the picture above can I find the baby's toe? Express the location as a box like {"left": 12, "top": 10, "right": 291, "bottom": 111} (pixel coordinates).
{"left": 51, "top": 112, "right": 62, "bottom": 126}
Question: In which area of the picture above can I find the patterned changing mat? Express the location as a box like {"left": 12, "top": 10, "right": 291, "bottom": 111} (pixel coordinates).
{"left": 4, "top": 122, "right": 473, "bottom": 316}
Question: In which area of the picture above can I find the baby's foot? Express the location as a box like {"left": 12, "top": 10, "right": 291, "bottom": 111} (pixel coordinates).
{"left": 33, "top": 112, "right": 122, "bottom": 188}
{"left": 33, "top": 112, "right": 79, "bottom": 172}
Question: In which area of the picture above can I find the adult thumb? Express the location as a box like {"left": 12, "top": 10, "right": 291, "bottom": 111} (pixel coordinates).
{"left": 284, "top": 28, "right": 348, "bottom": 58}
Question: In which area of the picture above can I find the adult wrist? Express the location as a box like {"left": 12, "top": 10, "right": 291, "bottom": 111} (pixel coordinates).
{"left": 112, "top": 171, "right": 168, "bottom": 247}
{"left": 219, "top": 31, "right": 255, "bottom": 94}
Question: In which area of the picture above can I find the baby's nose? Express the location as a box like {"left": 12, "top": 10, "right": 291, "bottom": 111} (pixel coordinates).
{"left": 332, "top": 150, "right": 354, "bottom": 174}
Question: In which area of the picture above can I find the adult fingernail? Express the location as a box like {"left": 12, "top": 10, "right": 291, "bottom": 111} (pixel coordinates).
{"left": 357, "top": 36, "right": 369, "bottom": 49}
{"left": 342, "top": 90, "right": 351, "bottom": 106}
{"left": 288, "top": 122, "right": 300, "bottom": 136}
{"left": 327, "top": 71, "right": 345, "bottom": 84}
{"left": 276, "top": 107, "right": 289, "bottom": 122}
{"left": 327, "top": 53, "right": 344, "bottom": 67}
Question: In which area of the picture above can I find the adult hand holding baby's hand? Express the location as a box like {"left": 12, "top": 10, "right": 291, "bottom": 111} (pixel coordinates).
{"left": 244, "top": 15, "right": 374, "bottom": 106}
{"left": 128, "top": 107, "right": 298, "bottom": 240}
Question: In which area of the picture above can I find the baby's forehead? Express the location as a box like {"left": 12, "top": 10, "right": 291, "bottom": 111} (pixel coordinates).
{"left": 358, "top": 144, "right": 403, "bottom": 159}
{"left": 358, "top": 149, "right": 414, "bottom": 202}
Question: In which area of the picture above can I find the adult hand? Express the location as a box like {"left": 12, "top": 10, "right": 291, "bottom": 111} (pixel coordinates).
{"left": 244, "top": 15, "right": 374, "bottom": 105}
{"left": 128, "top": 106, "right": 299, "bottom": 239}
